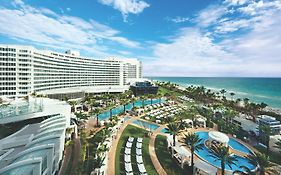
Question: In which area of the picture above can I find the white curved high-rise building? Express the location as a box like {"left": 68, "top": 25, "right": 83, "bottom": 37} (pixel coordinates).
{"left": 0, "top": 45, "right": 142, "bottom": 99}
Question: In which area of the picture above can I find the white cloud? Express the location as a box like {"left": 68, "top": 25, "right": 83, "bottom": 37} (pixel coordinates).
{"left": 0, "top": 0, "right": 140, "bottom": 56}
{"left": 98, "top": 0, "right": 150, "bottom": 22}
{"left": 166, "top": 16, "right": 189, "bottom": 23}
{"left": 66, "top": 7, "right": 71, "bottom": 11}
{"left": 145, "top": 11, "right": 281, "bottom": 77}
{"left": 224, "top": 0, "right": 248, "bottom": 6}
{"left": 194, "top": 5, "right": 227, "bottom": 27}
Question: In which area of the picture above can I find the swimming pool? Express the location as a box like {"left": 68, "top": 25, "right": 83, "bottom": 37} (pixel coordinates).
{"left": 132, "top": 119, "right": 160, "bottom": 131}
{"left": 229, "top": 138, "right": 253, "bottom": 155}
{"left": 161, "top": 128, "right": 168, "bottom": 134}
{"left": 195, "top": 131, "right": 256, "bottom": 172}
{"left": 96, "top": 98, "right": 166, "bottom": 121}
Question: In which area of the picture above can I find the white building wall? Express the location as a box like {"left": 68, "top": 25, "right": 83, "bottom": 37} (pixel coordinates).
{"left": 0, "top": 45, "right": 142, "bottom": 98}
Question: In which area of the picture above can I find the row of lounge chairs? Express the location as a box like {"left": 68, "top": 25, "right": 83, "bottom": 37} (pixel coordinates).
{"left": 124, "top": 137, "right": 147, "bottom": 175}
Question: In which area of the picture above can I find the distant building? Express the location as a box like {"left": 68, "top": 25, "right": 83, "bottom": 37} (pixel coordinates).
{"left": 258, "top": 115, "right": 281, "bottom": 135}
{"left": 130, "top": 81, "right": 158, "bottom": 96}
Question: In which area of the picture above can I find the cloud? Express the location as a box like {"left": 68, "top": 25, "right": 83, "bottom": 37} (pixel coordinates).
{"left": 0, "top": 0, "right": 141, "bottom": 56}
{"left": 166, "top": 16, "right": 189, "bottom": 23}
{"left": 194, "top": 5, "right": 227, "bottom": 27}
{"left": 145, "top": 10, "right": 281, "bottom": 77}
{"left": 98, "top": 0, "right": 150, "bottom": 22}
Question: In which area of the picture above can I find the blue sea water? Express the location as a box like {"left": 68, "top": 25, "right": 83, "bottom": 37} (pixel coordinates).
{"left": 149, "top": 77, "right": 281, "bottom": 108}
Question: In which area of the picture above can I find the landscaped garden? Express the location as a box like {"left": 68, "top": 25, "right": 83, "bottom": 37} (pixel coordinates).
{"left": 155, "top": 135, "right": 190, "bottom": 175}
{"left": 115, "top": 124, "right": 158, "bottom": 175}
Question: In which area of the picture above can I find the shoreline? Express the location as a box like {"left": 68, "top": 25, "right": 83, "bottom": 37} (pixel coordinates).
{"left": 153, "top": 80, "right": 281, "bottom": 114}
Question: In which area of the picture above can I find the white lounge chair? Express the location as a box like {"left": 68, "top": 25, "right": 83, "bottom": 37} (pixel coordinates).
{"left": 136, "top": 155, "right": 143, "bottom": 164}
{"left": 137, "top": 138, "right": 143, "bottom": 143}
{"left": 136, "top": 142, "right": 142, "bottom": 149}
{"left": 125, "top": 147, "right": 131, "bottom": 155}
{"left": 124, "top": 154, "right": 131, "bottom": 163}
{"left": 128, "top": 137, "right": 134, "bottom": 143}
{"left": 126, "top": 141, "right": 133, "bottom": 148}
{"left": 126, "top": 173, "right": 134, "bottom": 175}
{"left": 136, "top": 148, "right": 142, "bottom": 155}
{"left": 137, "top": 163, "right": 147, "bottom": 174}
{"left": 125, "top": 162, "right": 133, "bottom": 173}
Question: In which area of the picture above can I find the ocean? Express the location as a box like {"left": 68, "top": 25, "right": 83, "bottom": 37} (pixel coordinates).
{"left": 149, "top": 77, "right": 281, "bottom": 109}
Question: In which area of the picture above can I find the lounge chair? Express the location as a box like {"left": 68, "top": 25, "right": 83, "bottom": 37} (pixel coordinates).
{"left": 136, "top": 155, "right": 143, "bottom": 164}
{"left": 126, "top": 141, "right": 133, "bottom": 148}
{"left": 128, "top": 137, "right": 134, "bottom": 143}
{"left": 137, "top": 138, "right": 143, "bottom": 143}
{"left": 136, "top": 148, "right": 142, "bottom": 155}
{"left": 125, "top": 162, "right": 133, "bottom": 173}
{"left": 137, "top": 163, "right": 147, "bottom": 174}
{"left": 124, "top": 154, "right": 131, "bottom": 163}
{"left": 136, "top": 142, "right": 142, "bottom": 149}
{"left": 125, "top": 147, "right": 131, "bottom": 155}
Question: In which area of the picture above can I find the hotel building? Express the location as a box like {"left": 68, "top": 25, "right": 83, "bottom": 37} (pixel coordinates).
{"left": 0, "top": 45, "right": 142, "bottom": 99}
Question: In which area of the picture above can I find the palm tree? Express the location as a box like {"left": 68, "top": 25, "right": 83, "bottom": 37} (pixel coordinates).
{"left": 93, "top": 108, "right": 100, "bottom": 126}
{"left": 220, "top": 89, "right": 227, "bottom": 98}
{"left": 93, "top": 154, "right": 105, "bottom": 173}
{"left": 230, "top": 92, "right": 235, "bottom": 101}
{"left": 274, "top": 139, "right": 281, "bottom": 154}
{"left": 259, "top": 102, "right": 268, "bottom": 110}
{"left": 181, "top": 132, "right": 204, "bottom": 175}
{"left": 243, "top": 98, "right": 250, "bottom": 107}
{"left": 68, "top": 100, "right": 77, "bottom": 112}
{"left": 165, "top": 121, "right": 183, "bottom": 147}
{"left": 209, "top": 144, "right": 237, "bottom": 175}
{"left": 246, "top": 152, "right": 276, "bottom": 175}
{"left": 259, "top": 125, "right": 271, "bottom": 156}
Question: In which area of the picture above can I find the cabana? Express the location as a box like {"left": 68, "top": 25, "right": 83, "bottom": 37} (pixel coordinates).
{"left": 208, "top": 131, "right": 229, "bottom": 146}
{"left": 194, "top": 159, "right": 218, "bottom": 175}
{"left": 183, "top": 119, "right": 193, "bottom": 128}
{"left": 195, "top": 117, "right": 207, "bottom": 128}
{"left": 172, "top": 145, "right": 191, "bottom": 168}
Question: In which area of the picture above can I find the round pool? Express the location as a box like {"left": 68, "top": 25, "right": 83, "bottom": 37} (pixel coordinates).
{"left": 195, "top": 131, "right": 256, "bottom": 172}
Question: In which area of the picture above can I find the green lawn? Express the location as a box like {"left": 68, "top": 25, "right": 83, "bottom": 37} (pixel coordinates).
{"left": 158, "top": 87, "right": 182, "bottom": 97}
{"left": 115, "top": 124, "right": 158, "bottom": 175}
{"left": 155, "top": 135, "right": 190, "bottom": 175}
{"left": 254, "top": 145, "right": 281, "bottom": 165}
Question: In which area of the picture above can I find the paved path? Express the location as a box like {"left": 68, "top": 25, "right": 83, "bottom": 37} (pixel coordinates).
{"left": 149, "top": 125, "right": 168, "bottom": 175}
{"left": 106, "top": 116, "right": 137, "bottom": 175}
{"left": 59, "top": 143, "right": 72, "bottom": 175}
{"left": 70, "top": 137, "right": 81, "bottom": 175}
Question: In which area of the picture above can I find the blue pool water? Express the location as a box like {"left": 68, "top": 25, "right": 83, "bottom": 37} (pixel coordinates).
{"left": 96, "top": 98, "right": 165, "bottom": 121}
{"left": 132, "top": 119, "right": 160, "bottom": 131}
{"left": 195, "top": 131, "right": 256, "bottom": 172}
{"left": 229, "top": 138, "right": 253, "bottom": 155}
{"left": 161, "top": 128, "right": 168, "bottom": 134}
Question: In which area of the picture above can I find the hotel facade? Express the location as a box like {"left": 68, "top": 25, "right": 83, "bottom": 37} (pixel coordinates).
{"left": 0, "top": 45, "right": 142, "bottom": 99}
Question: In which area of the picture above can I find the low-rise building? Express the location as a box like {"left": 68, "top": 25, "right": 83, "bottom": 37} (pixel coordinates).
{"left": 130, "top": 80, "right": 158, "bottom": 96}
{"left": 0, "top": 97, "right": 72, "bottom": 175}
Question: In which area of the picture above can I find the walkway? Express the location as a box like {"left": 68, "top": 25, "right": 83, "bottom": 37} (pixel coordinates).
{"left": 106, "top": 116, "right": 136, "bottom": 175}
{"left": 70, "top": 137, "right": 81, "bottom": 175}
{"left": 149, "top": 125, "right": 168, "bottom": 175}
{"left": 59, "top": 143, "right": 72, "bottom": 175}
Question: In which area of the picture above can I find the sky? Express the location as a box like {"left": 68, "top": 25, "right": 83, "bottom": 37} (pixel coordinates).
{"left": 0, "top": 0, "right": 281, "bottom": 77}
